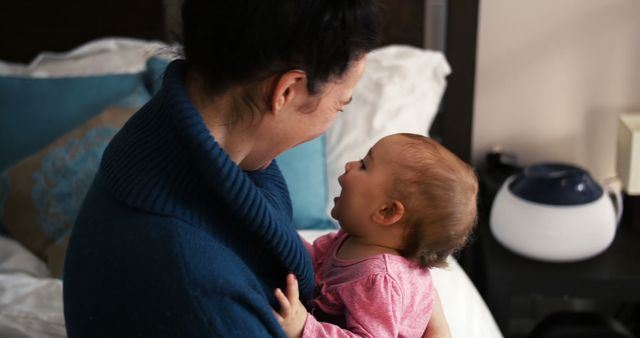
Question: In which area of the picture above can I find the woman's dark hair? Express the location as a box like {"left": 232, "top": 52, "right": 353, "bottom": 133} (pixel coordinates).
{"left": 181, "top": 0, "right": 381, "bottom": 97}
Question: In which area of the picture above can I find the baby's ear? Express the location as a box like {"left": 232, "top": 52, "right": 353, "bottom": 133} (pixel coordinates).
{"left": 372, "top": 200, "right": 405, "bottom": 226}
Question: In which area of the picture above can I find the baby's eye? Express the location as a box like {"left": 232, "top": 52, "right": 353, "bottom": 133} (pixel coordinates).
{"left": 359, "top": 159, "right": 366, "bottom": 170}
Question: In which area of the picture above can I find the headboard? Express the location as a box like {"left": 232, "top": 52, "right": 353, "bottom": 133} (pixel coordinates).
{"left": 0, "top": 0, "right": 166, "bottom": 63}
{"left": 0, "top": 0, "right": 478, "bottom": 163}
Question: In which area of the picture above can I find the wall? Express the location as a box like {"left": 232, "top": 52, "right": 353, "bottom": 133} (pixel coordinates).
{"left": 473, "top": 0, "right": 640, "bottom": 181}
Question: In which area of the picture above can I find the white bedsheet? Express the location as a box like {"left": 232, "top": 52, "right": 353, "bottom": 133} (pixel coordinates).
{"left": 0, "top": 232, "right": 503, "bottom": 338}
{"left": 0, "top": 236, "right": 65, "bottom": 338}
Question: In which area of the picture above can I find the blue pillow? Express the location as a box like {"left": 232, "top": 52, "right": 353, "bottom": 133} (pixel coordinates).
{"left": 277, "top": 136, "right": 336, "bottom": 230}
{"left": 0, "top": 73, "right": 150, "bottom": 171}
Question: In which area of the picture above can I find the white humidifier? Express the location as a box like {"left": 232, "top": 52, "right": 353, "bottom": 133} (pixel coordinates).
{"left": 490, "top": 163, "right": 622, "bottom": 262}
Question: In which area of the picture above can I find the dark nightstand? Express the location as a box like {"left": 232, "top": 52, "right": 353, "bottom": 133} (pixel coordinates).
{"left": 476, "top": 211, "right": 640, "bottom": 337}
{"left": 464, "top": 157, "right": 640, "bottom": 337}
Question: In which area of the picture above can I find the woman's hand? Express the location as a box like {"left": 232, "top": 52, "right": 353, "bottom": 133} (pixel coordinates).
{"left": 273, "top": 273, "right": 308, "bottom": 338}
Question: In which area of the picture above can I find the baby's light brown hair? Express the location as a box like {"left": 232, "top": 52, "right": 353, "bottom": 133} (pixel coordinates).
{"left": 390, "top": 134, "right": 478, "bottom": 269}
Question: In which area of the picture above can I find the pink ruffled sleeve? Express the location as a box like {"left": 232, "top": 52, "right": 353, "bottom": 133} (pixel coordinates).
{"left": 302, "top": 274, "right": 403, "bottom": 338}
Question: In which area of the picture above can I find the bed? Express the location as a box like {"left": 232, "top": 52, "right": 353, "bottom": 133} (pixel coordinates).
{"left": 0, "top": 1, "right": 500, "bottom": 337}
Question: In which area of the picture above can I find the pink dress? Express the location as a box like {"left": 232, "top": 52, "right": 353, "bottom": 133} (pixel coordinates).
{"left": 302, "top": 230, "right": 434, "bottom": 338}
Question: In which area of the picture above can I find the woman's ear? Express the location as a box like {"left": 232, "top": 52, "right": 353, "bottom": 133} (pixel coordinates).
{"left": 371, "top": 200, "right": 405, "bottom": 226}
{"left": 269, "top": 70, "right": 307, "bottom": 114}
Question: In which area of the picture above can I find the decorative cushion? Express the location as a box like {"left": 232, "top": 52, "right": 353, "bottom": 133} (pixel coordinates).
{"left": 0, "top": 75, "right": 151, "bottom": 171}
{"left": 0, "top": 107, "right": 137, "bottom": 277}
{"left": 0, "top": 39, "right": 163, "bottom": 258}
{"left": 0, "top": 37, "right": 172, "bottom": 171}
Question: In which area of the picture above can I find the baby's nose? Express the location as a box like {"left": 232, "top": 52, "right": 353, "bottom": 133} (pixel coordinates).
{"left": 344, "top": 161, "right": 358, "bottom": 173}
{"left": 345, "top": 161, "right": 356, "bottom": 172}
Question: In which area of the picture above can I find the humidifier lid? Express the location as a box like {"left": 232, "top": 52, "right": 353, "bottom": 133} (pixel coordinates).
{"left": 508, "top": 163, "right": 603, "bottom": 206}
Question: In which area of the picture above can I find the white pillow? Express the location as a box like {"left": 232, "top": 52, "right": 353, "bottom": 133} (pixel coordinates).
{"left": 0, "top": 37, "right": 172, "bottom": 77}
{"left": 325, "top": 45, "right": 451, "bottom": 214}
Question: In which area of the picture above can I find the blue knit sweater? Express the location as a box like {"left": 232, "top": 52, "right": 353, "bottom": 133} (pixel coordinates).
{"left": 63, "top": 60, "right": 315, "bottom": 338}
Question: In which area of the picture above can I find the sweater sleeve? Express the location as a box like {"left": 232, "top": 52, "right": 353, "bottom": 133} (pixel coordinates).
{"left": 204, "top": 296, "right": 284, "bottom": 337}
{"left": 302, "top": 274, "right": 403, "bottom": 338}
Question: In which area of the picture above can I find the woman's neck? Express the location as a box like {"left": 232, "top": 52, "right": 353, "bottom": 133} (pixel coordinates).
{"left": 186, "top": 76, "right": 261, "bottom": 170}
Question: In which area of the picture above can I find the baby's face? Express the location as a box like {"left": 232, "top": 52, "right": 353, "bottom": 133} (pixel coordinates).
{"left": 330, "top": 135, "right": 408, "bottom": 234}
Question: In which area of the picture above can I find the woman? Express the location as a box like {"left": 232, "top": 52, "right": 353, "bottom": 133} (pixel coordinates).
{"left": 62, "top": 0, "right": 380, "bottom": 337}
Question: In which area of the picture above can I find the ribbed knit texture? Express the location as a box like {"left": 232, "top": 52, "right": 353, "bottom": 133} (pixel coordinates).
{"left": 63, "top": 60, "right": 314, "bottom": 338}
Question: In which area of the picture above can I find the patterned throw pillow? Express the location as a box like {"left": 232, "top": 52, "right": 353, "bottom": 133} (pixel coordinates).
{"left": 0, "top": 107, "right": 136, "bottom": 277}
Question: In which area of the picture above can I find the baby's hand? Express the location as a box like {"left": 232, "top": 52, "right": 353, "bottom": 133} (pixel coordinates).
{"left": 272, "top": 273, "right": 308, "bottom": 338}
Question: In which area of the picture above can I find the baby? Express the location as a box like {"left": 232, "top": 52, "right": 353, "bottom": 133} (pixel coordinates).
{"left": 273, "top": 133, "right": 479, "bottom": 337}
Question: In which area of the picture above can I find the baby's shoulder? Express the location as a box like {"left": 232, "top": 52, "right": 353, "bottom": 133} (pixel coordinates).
{"left": 378, "top": 255, "right": 433, "bottom": 289}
